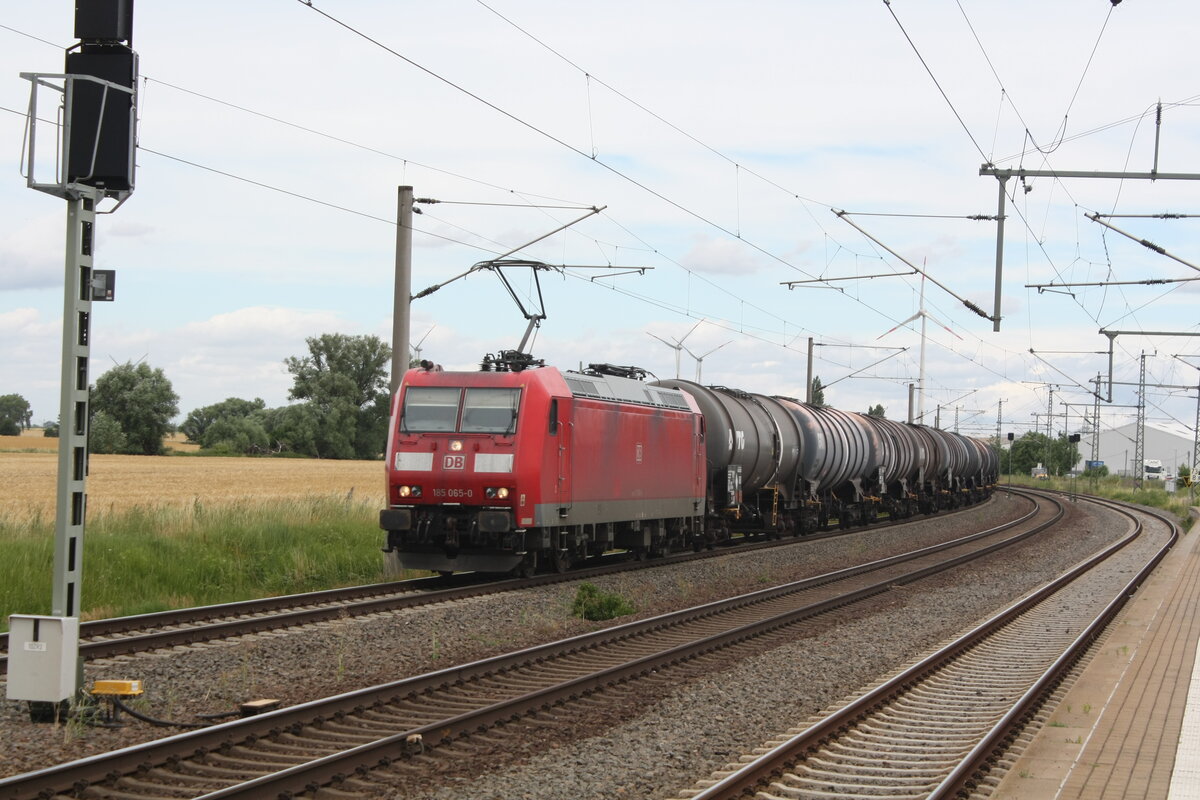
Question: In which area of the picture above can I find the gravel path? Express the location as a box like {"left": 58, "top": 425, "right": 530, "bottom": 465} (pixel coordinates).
{"left": 0, "top": 492, "right": 1124, "bottom": 798}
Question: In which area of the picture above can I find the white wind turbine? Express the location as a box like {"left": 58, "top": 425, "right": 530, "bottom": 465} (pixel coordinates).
{"left": 410, "top": 324, "right": 435, "bottom": 363}
{"left": 683, "top": 340, "right": 732, "bottom": 383}
{"left": 646, "top": 319, "right": 705, "bottom": 379}
{"left": 877, "top": 273, "right": 961, "bottom": 424}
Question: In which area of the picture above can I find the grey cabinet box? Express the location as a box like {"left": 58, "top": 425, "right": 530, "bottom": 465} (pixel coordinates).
{"left": 6, "top": 615, "right": 79, "bottom": 703}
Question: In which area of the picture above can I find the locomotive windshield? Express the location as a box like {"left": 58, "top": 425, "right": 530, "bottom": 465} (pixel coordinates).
{"left": 400, "top": 386, "right": 521, "bottom": 434}
{"left": 401, "top": 387, "right": 460, "bottom": 432}
{"left": 461, "top": 388, "right": 521, "bottom": 434}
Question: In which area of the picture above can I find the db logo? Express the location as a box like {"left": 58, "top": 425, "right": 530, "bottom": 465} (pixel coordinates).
{"left": 443, "top": 455, "right": 466, "bottom": 470}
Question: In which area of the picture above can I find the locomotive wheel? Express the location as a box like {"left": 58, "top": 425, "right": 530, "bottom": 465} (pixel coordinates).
{"left": 513, "top": 552, "right": 537, "bottom": 579}
{"left": 551, "top": 549, "right": 572, "bottom": 573}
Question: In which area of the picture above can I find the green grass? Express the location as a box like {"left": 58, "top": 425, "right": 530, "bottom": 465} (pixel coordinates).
{"left": 0, "top": 495, "right": 403, "bottom": 631}
{"left": 1002, "top": 474, "right": 1196, "bottom": 530}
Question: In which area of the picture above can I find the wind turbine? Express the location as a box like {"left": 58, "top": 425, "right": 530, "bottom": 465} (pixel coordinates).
{"left": 646, "top": 319, "right": 705, "bottom": 379}
{"left": 877, "top": 272, "right": 961, "bottom": 424}
{"left": 410, "top": 324, "right": 435, "bottom": 363}
{"left": 683, "top": 340, "right": 732, "bottom": 383}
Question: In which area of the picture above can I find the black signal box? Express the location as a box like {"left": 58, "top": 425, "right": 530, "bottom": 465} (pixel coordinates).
{"left": 65, "top": 48, "right": 137, "bottom": 194}
{"left": 75, "top": 0, "right": 133, "bottom": 43}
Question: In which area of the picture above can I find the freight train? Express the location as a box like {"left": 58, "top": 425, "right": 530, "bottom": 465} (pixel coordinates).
{"left": 379, "top": 355, "right": 999, "bottom": 576}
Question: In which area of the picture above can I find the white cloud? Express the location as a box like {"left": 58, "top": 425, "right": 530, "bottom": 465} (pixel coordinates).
{"left": 0, "top": 212, "right": 61, "bottom": 291}
{"left": 679, "top": 236, "right": 767, "bottom": 275}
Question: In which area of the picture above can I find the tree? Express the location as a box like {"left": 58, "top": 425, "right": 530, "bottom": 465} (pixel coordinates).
{"left": 42, "top": 420, "right": 60, "bottom": 438}
{"left": 284, "top": 333, "right": 391, "bottom": 459}
{"left": 261, "top": 404, "right": 321, "bottom": 456}
{"left": 1007, "top": 431, "right": 1079, "bottom": 477}
{"left": 91, "top": 362, "right": 180, "bottom": 455}
{"left": 866, "top": 404, "right": 886, "bottom": 418}
{"left": 181, "top": 397, "right": 266, "bottom": 443}
{"left": 809, "top": 376, "right": 826, "bottom": 407}
{"left": 89, "top": 410, "right": 127, "bottom": 454}
{"left": 0, "top": 393, "right": 31, "bottom": 436}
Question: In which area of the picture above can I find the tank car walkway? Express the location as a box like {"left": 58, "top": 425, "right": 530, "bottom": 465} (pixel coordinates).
{"left": 992, "top": 510, "right": 1200, "bottom": 799}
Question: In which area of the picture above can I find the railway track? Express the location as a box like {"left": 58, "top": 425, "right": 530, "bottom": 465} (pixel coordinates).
{"left": 676, "top": 491, "right": 1177, "bottom": 800}
{"left": 0, "top": 494, "right": 1008, "bottom": 676}
{"left": 0, "top": 489, "right": 1057, "bottom": 800}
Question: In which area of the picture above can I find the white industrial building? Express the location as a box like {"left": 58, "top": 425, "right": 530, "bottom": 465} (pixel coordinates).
{"left": 1074, "top": 421, "right": 1198, "bottom": 477}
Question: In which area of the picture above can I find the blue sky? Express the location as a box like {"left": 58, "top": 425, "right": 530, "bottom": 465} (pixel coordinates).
{"left": 2, "top": 1, "right": 1199, "bottom": 447}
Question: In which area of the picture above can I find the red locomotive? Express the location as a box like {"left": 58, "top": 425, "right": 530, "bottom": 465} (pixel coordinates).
{"left": 380, "top": 357, "right": 705, "bottom": 575}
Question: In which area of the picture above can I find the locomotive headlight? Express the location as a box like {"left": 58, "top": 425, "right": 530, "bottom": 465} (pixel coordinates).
{"left": 485, "top": 487, "right": 510, "bottom": 499}
{"left": 397, "top": 485, "right": 422, "bottom": 498}
{"left": 449, "top": 440, "right": 464, "bottom": 452}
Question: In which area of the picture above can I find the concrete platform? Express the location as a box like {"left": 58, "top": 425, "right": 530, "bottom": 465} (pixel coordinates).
{"left": 992, "top": 518, "right": 1200, "bottom": 799}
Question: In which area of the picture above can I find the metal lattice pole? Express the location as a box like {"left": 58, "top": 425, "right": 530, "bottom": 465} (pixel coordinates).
{"left": 1193, "top": 375, "right": 1199, "bottom": 503}
{"left": 1134, "top": 353, "right": 1146, "bottom": 489}
{"left": 53, "top": 184, "right": 98, "bottom": 620}
{"left": 1045, "top": 387, "right": 1054, "bottom": 473}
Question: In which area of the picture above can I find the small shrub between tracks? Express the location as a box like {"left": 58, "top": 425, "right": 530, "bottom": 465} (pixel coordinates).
{"left": 571, "top": 583, "right": 635, "bottom": 621}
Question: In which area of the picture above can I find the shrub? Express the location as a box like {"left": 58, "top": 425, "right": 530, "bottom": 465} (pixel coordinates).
{"left": 571, "top": 582, "right": 635, "bottom": 621}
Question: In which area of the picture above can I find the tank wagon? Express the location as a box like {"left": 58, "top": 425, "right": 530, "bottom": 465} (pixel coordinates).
{"left": 380, "top": 359, "right": 998, "bottom": 575}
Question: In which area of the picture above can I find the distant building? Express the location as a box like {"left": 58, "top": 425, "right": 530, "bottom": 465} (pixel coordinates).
{"left": 1074, "top": 421, "right": 1197, "bottom": 477}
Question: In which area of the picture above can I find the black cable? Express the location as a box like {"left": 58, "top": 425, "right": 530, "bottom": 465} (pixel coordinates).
{"left": 111, "top": 695, "right": 207, "bottom": 729}
{"left": 883, "top": 0, "right": 988, "bottom": 162}
{"left": 137, "top": 147, "right": 498, "bottom": 253}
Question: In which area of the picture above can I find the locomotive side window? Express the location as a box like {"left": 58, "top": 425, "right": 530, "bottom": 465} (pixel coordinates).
{"left": 401, "top": 387, "right": 461, "bottom": 432}
{"left": 548, "top": 398, "right": 558, "bottom": 434}
{"left": 461, "top": 388, "right": 521, "bottom": 434}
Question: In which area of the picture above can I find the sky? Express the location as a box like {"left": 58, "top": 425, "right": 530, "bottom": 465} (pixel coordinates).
{"left": 2, "top": 1, "right": 1199, "bottom": 455}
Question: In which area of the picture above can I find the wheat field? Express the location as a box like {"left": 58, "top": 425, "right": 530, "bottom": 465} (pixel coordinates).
{"left": 0, "top": 429, "right": 200, "bottom": 454}
{"left": 0, "top": 451, "right": 386, "bottom": 522}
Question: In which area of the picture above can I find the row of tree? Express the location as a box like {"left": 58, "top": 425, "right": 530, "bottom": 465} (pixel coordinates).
{"left": 2, "top": 333, "right": 393, "bottom": 459}
{"left": 180, "top": 333, "right": 391, "bottom": 459}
